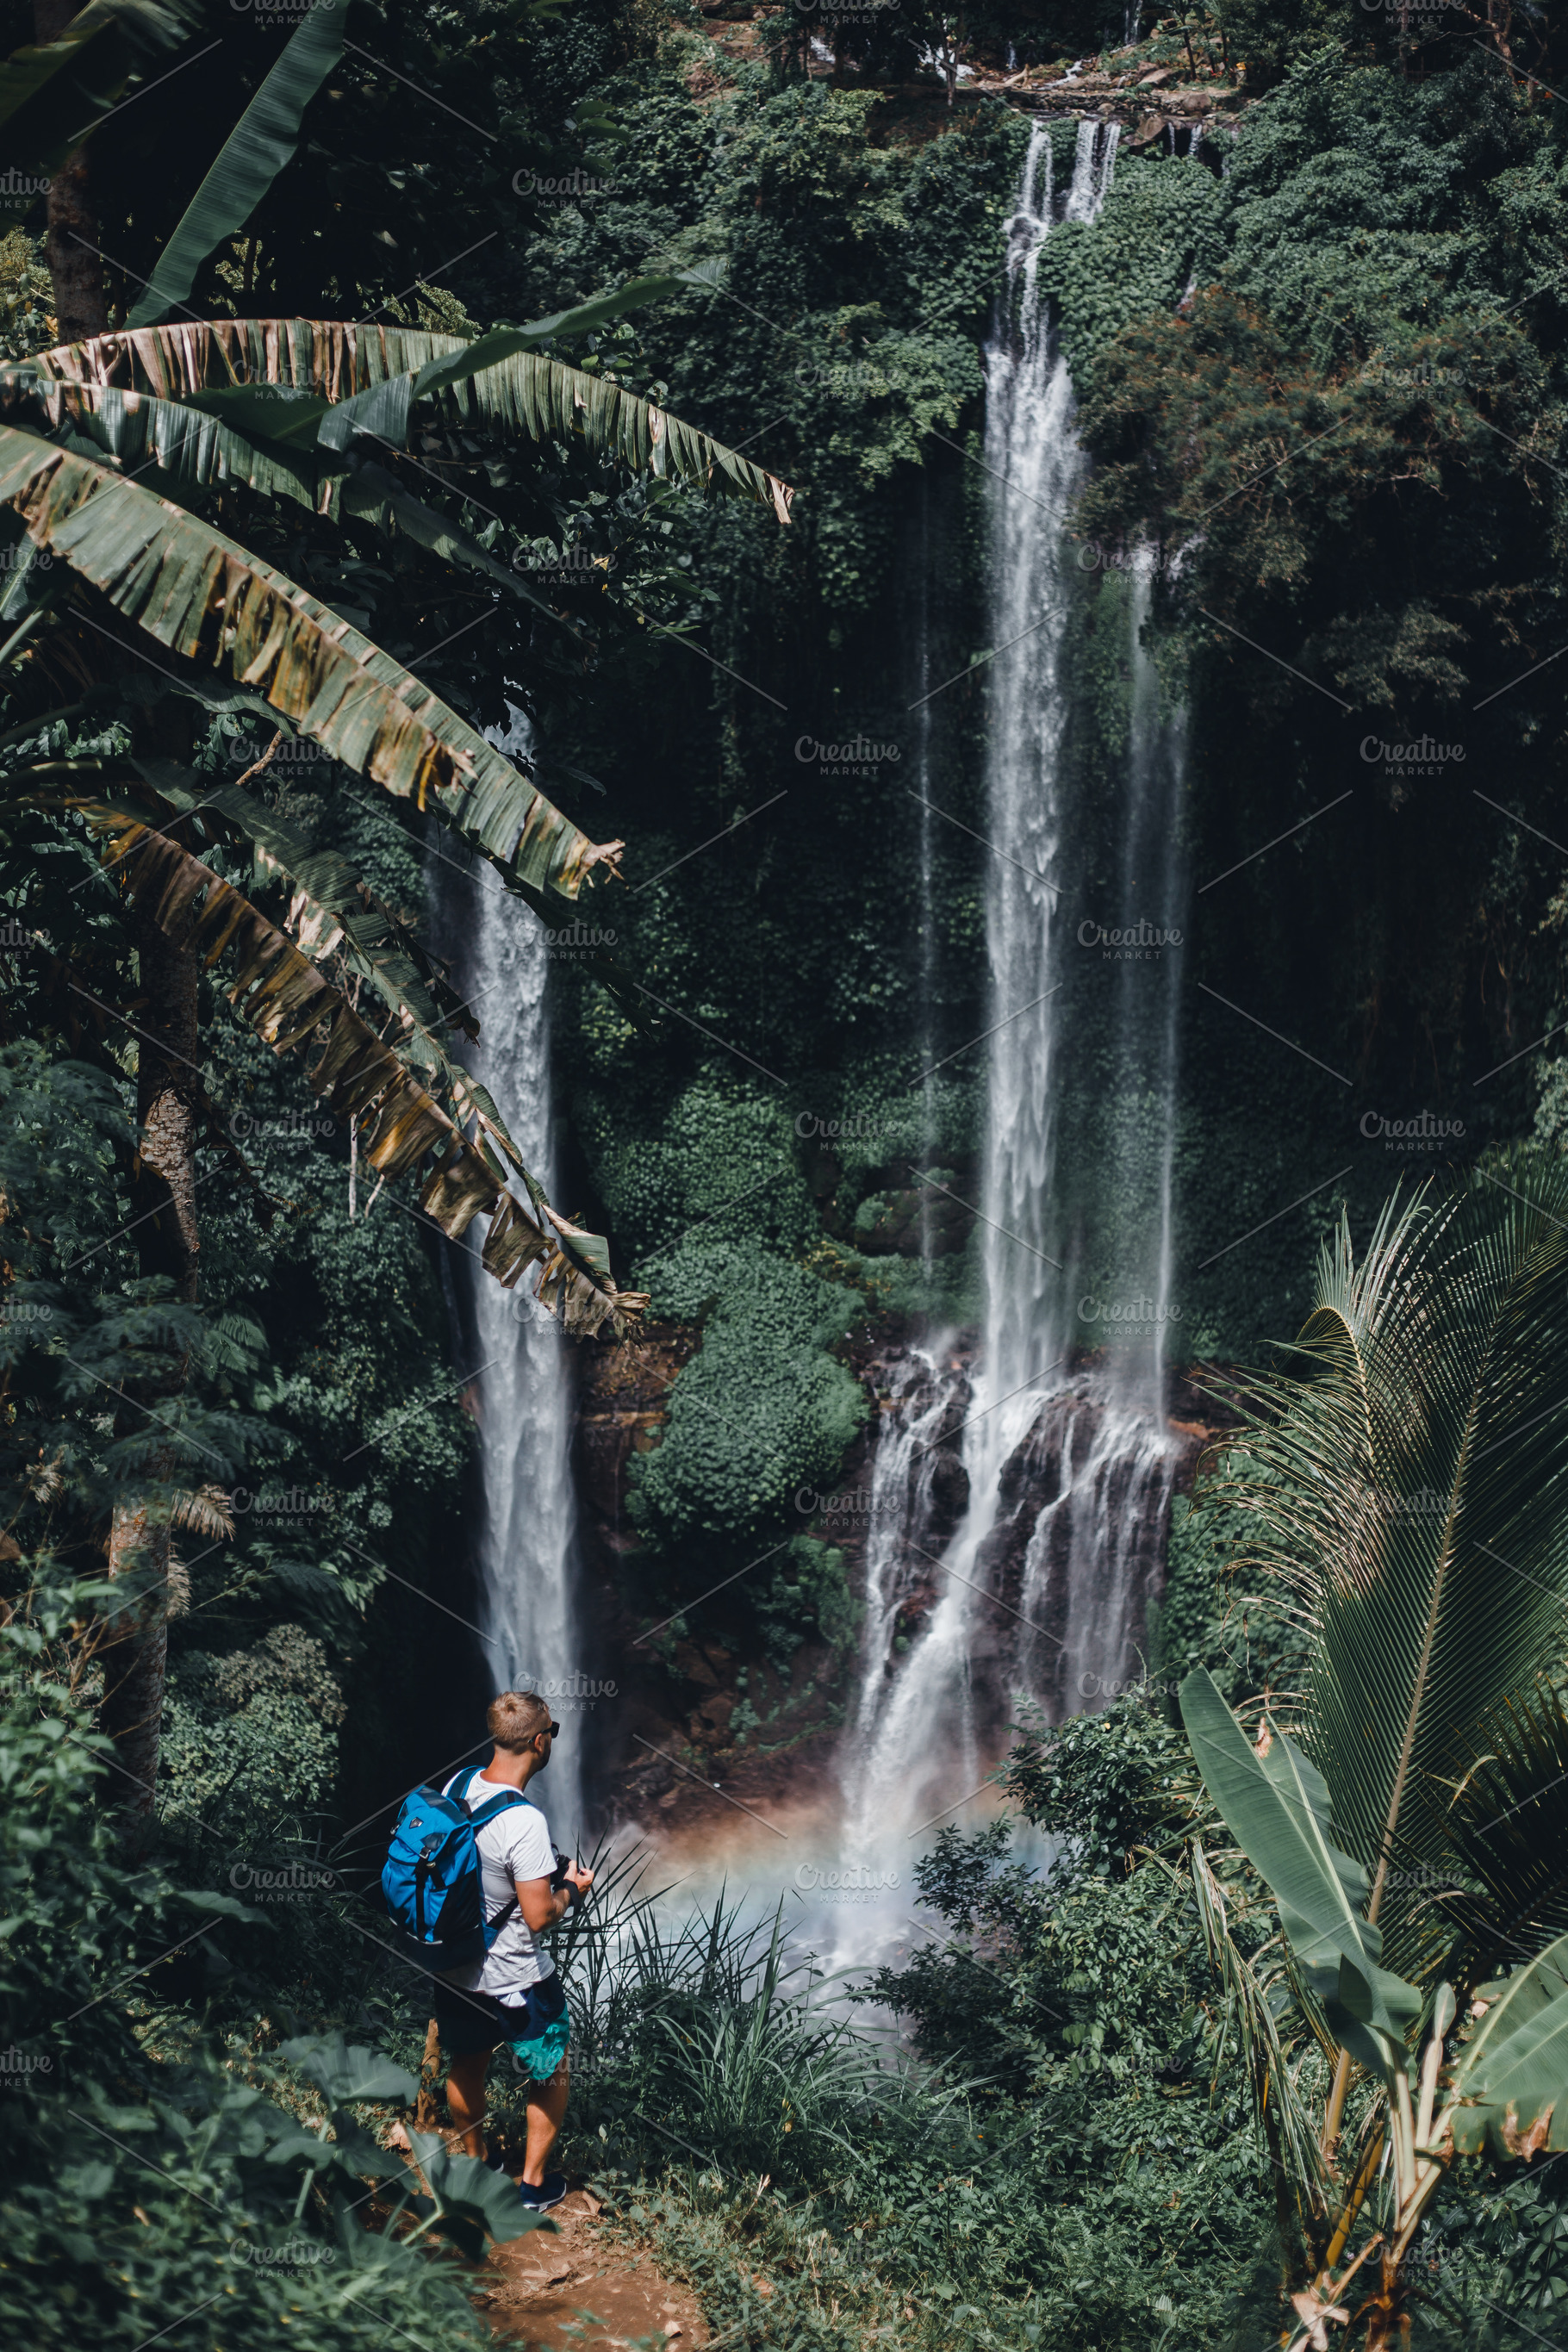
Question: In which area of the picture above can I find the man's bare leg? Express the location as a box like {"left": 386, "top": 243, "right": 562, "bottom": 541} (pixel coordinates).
{"left": 445, "top": 2047, "right": 496, "bottom": 2159}
{"left": 522, "top": 2056, "right": 569, "bottom": 2186}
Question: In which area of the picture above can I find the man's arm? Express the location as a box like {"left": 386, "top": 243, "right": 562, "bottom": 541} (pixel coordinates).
{"left": 516, "top": 1863, "right": 594, "bottom": 1932}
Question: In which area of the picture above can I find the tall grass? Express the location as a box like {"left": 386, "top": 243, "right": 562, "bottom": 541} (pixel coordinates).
{"left": 504, "top": 1843, "right": 963, "bottom": 2186}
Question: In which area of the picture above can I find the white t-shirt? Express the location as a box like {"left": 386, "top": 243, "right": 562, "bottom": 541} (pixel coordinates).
{"left": 443, "top": 1770, "right": 557, "bottom": 2000}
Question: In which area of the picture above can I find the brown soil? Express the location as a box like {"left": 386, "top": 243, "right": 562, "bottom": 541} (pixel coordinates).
{"left": 478, "top": 2189, "right": 708, "bottom": 2350}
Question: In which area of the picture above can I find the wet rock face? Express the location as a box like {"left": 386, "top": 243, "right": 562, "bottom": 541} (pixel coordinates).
{"left": 968, "top": 1385, "right": 1201, "bottom": 1728}
{"left": 842, "top": 1353, "right": 1210, "bottom": 1752}
{"left": 926, "top": 1444, "right": 970, "bottom": 1540}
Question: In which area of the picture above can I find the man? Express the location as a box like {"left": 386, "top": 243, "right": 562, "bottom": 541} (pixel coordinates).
{"left": 434, "top": 1689, "right": 593, "bottom": 2211}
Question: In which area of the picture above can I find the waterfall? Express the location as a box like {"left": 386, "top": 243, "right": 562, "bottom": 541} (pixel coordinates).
{"left": 842, "top": 120, "right": 1185, "bottom": 1851}
{"left": 1115, "top": 551, "right": 1186, "bottom": 1415}
{"left": 913, "top": 480, "right": 938, "bottom": 1263}
{"left": 437, "top": 702, "right": 584, "bottom": 1839}
{"left": 979, "top": 115, "right": 1117, "bottom": 1420}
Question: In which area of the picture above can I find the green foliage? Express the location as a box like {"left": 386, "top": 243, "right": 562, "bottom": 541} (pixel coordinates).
{"left": 1005, "top": 1698, "right": 1193, "bottom": 1879}
{"left": 1155, "top": 1485, "right": 1310, "bottom": 1707}
{"left": 0, "top": 1587, "right": 512, "bottom": 2350}
{"left": 627, "top": 1236, "right": 867, "bottom": 1553}
{"left": 753, "top": 1534, "right": 861, "bottom": 1671}
{"left": 126, "top": 0, "right": 345, "bottom": 329}
{"left": 162, "top": 1625, "right": 345, "bottom": 1832}
{"left": 1036, "top": 156, "right": 1224, "bottom": 381}
{"left": 584, "top": 1080, "right": 820, "bottom": 1260}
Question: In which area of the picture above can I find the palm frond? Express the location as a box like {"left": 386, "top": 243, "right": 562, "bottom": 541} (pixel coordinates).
{"left": 1200, "top": 1167, "right": 1568, "bottom": 1980}
{"left": 1432, "top": 1680, "right": 1568, "bottom": 1987}
{"left": 40, "top": 383, "right": 331, "bottom": 511}
{"left": 47, "top": 788, "right": 644, "bottom": 1334}
{"left": 171, "top": 1484, "right": 234, "bottom": 1540}
{"left": 0, "top": 422, "right": 620, "bottom": 899}
{"left": 32, "top": 320, "right": 793, "bottom": 519}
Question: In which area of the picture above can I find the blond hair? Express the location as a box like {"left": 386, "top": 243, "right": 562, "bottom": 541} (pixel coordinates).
{"left": 487, "top": 1690, "right": 551, "bottom": 1752}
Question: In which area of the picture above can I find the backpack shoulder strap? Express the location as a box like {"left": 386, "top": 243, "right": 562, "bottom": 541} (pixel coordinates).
{"left": 464, "top": 1783, "right": 532, "bottom": 1939}
{"left": 453, "top": 1770, "right": 528, "bottom": 1828}
{"left": 470, "top": 1788, "right": 528, "bottom": 1827}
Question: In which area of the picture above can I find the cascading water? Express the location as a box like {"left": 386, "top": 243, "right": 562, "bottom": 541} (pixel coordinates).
{"left": 841, "top": 120, "right": 1185, "bottom": 1857}
{"left": 437, "top": 703, "right": 584, "bottom": 1840}
{"left": 1115, "top": 551, "right": 1187, "bottom": 1415}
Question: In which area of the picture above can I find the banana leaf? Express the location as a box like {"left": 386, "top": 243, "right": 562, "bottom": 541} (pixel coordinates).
{"left": 34, "top": 319, "right": 793, "bottom": 519}
{"left": 31, "top": 385, "right": 596, "bottom": 628}
{"left": 1190, "top": 1839, "right": 1329, "bottom": 2220}
{"left": 48, "top": 788, "right": 645, "bottom": 1335}
{"left": 127, "top": 2, "right": 345, "bottom": 331}
{"left": 0, "top": 0, "right": 190, "bottom": 191}
{"left": 1182, "top": 1667, "right": 1421, "bottom": 2073}
{"left": 0, "top": 421, "right": 621, "bottom": 899}
{"left": 39, "top": 381, "right": 329, "bottom": 510}
{"left": 1446, "top": 1931, "right": 1568, "bottom": 2158}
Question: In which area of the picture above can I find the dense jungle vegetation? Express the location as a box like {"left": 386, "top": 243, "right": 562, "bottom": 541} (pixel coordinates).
{"left": 5, "top": 0, "right": 1568, "bottom": 2345}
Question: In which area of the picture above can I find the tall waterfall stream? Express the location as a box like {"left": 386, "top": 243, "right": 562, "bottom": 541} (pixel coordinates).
{"left": 830, "top": 118, "right": 1185, "bottom": 1951}
{"left": 444, "top": 125, "right": 1187, "bottom": 1944}
{"left": 438, "top": 702, "right": 586, "bottom": 1845}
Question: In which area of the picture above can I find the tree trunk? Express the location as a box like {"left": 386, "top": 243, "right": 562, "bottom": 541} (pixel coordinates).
{"left": 34, "top": 0, "right": 109, "bottom": 345}
{"left": 98, "top": 917, "right": 201, "bottom": 1820}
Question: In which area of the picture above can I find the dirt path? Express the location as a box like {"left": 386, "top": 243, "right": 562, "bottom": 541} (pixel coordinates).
{"left": 478, "top": 2189, "right": 709, "bottom": 2350}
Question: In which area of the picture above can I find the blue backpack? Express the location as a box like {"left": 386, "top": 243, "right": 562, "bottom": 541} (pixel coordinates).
{"left": 382, "top": 1768, "right": 528, "bottom": 1976}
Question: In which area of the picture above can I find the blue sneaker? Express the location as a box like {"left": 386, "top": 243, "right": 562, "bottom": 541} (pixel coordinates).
{"left": 516, "top": 2171, "right": 567, "bottom": 2212}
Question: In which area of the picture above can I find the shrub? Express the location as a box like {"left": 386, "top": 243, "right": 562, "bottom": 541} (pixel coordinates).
{"left": 627, "top": 1237, "right": 867, "bottom": 1554}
